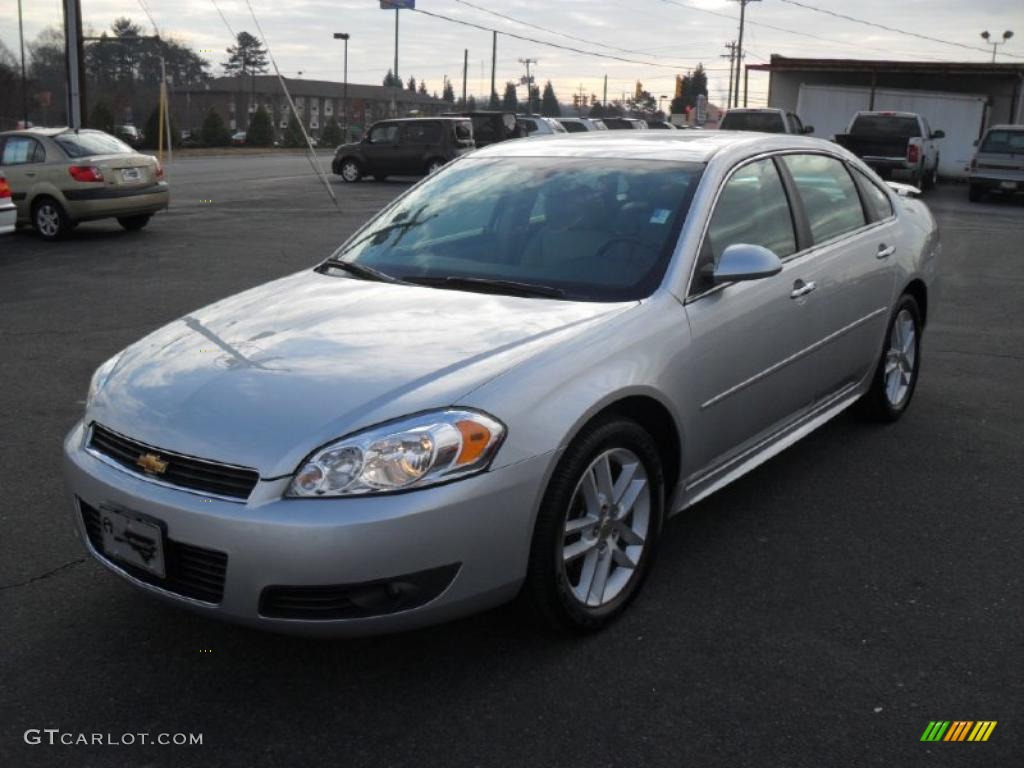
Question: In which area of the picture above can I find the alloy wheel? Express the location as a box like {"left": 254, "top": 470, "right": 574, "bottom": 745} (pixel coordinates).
{"left": 36, "top": 204, "right": 60, "bottom": 237}
{"left": 561, "top": 448, "right": 650, "bottom": 608}
{"left": 341, "top": 162, "right": 360, "bottom": 182}
{"left": 884, "top": 308, "right": 917, "bottom": 406}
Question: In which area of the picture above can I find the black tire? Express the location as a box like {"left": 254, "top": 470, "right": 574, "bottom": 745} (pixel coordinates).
{"left": 922, "top": 160, "right": 938, "bottom": 190}
{"left": 524, "top": 415, "right": 665, "bottom": 632}
{"left": 32, "top": 197, "right": 71, "bottom": 241}
{"left": 857, "top": 294, "right": 923, "bottom": 422}
{"left": 117, "top": 214, "right": 151, "bottom": 231}
{"left": 338, "top": 158, "right": 362, "bottom": 183}
{"left": 968, "top": 184, "right": 984, "bottom": 203}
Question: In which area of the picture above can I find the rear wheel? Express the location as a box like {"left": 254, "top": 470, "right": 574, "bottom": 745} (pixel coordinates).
{"left": 117, "top": 214, "right": 151, "bottom": 231}
{"left": 922, "top": 160, "right": 938, "bottom": 190}
{"left": 857, "top": 294, "right": 922, "bottom": 422}
{"left": 524, "top": 416, "right": 664, "bottom": 632}
{"left": 32, "top": 197, "right": 71, "bottom": 241}
{"left": 338, "top": 159, "right": 361, "bottom": 183}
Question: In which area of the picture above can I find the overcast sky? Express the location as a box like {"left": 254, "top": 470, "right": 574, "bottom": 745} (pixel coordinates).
{"left": 2, "top": 0, "right": 1022, "bottom": 107}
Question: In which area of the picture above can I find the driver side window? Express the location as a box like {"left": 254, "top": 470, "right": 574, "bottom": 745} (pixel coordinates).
{"left": 368, "top": 124, "right": 399, "bottom": 144}
{"left": 691, "top": 157, "right": 796, "bottom": 296}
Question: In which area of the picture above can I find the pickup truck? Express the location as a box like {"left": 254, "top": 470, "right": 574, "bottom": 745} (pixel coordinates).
{"left": 968, "top": 124, "right": 1024, "bottom": 202}
{"left": 719, "top": 108, "right": 813, "bottom": 134}
{"left": 834, "top": 111, "right": 944, "bottom": 190}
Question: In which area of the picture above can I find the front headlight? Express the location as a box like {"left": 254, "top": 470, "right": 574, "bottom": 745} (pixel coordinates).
{"left": 287, "top": 409, "right": 505, "bottom": 498}
{"left": 86, "top": 352, "right": 123, "bottom": 409}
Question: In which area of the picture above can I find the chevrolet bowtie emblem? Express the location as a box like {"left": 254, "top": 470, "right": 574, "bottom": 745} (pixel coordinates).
{"left": 136, "top": 452, "right": 169, "bottom": 475}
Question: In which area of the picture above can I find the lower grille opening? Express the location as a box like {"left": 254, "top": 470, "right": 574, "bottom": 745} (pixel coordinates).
{"left": 259, "top": 564, "right": 460, "bottom": 620}
{"left": 79, "top": 499, "right": 228, "bottom": 604}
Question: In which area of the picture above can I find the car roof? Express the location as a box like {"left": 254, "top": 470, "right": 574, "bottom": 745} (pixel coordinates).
{"left": 724, "top": 108, "right": 784, "bottom": 113}
{"left": 854, "top": 111, "right": 919, "bottom": 117}
{"left": 986, "top": 124, "right": 1024, "bottom": 131}
{"left": 0, "top": 126, "right": 71, "bottom": 137}
{"left": 378, "top": 117, "right": 469, "bottom": 123}
{"left": 470, "top": 129, "right": 830, "bottom": 163}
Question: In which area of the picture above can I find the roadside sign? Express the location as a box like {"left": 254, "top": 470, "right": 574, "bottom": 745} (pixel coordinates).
{"left": 380, "top": 0, "right": 415, "bottom": 8}
{"left": 696, "top": 94, "right": 707, "bottom": 125}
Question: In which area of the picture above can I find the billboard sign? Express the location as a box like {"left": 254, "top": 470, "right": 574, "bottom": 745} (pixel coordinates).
{"left": 380, "top": 0, "right": 415, "bottom": 8}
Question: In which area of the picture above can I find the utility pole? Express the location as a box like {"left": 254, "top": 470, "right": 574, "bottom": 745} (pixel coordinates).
{"left": 393, "top": 7, "right": 400, "bottom": 116}
{"left": 518, "top": 58, "right": 536, "bottom": 113}
{"left": 333, "top": 33, "right": 350, "bottom": 139}
{"left": 603, "top": 73, "right": 608, "bottom": 107}
{"left": 490, "top": 31, "right": 497, "bottom": 106}
{"left": 462, "top": 48, "right": 468, "bottom": 107}
{"left": 17, "top": 0, "right": 28, "bottom": 126}
{"left": 577, "top": 83, "right": 586, "bottom": 116}
{"left": 62, "top": 0, "right": 86, "bottom": 129}
{"left": 731, "top": 0, "right": 760, "bottom": 108}
{"left": 722, "top": 41, "right": 737, "bottom": 109}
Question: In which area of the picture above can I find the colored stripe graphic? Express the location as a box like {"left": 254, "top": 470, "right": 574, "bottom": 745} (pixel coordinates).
{"left": 921, "top": 721, "right": 950, "bottom": 741}
{"left": 967, "top": 721, "right": 997, "bottom": 742}
{"left": 944, "top": 721, "right": 972, "bottom": 741}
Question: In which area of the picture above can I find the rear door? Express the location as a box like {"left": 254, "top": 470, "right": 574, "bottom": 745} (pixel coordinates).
{"left": 399, "top": 121, "right": 442, "bottom": 172}
{"left": 778, "top": 153, "right": 896, "bottom": 398}
{"left": 683, "top": 155, "right": 829, "bottom": 477}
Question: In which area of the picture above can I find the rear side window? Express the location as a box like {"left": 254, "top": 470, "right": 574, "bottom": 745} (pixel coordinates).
{"left": 561, "top": 121, "right": 587, "bottom": 133}
{"left": 454, "top": 121, "right": 473, "bottom": 145}
{"left": 782, "top": 154, "right": 866, "bottom": 243}
{"left": 519, "top": 119, "right": 539, "bottom": 134}
{"left": 853, "top": 167, "right": 893, "bottom": 222}
{"left": 694, "top": 158, "right": 796, "bottom": 294}
{"left": 402, "top": 122, "right": 442, "bottom": 144}
{"left": 1, "top": 137, "right": 45, "bottom": 165}
{"left": 54, "top": 130, "right": 131, "bottom": 158}
{"left": 980, "top": 129, "right": 1024, "bottom": 153}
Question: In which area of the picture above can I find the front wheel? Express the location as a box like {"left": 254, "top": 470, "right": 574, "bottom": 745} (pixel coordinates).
{"left": 524, "top": 416, "right": 664, "bottom": 632}
{"left": 117, "top": 214, "right": 151, "bottom": 231}
{"left": 857, "top": 294, "right": 923, "bottom": 422}
{"left": 338, "top": 159, "right": 361, "bottom": 183}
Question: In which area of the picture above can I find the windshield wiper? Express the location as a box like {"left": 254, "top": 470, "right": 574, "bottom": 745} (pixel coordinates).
{"left": 406, "top": 276, "right": 566, "bottom": 299}
{"left": 317, "top": 259, "right": 410, "bottom": 285}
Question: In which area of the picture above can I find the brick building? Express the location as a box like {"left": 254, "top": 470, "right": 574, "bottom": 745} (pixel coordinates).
{"left": 174, "top": 75, "right": 449, "bottom": 141}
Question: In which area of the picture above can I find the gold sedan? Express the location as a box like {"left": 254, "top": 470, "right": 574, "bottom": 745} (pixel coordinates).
{"left": 0, "top": 128, "right": 169, "bottom": 241}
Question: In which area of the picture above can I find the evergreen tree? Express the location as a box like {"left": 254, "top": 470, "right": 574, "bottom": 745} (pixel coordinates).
{"left": 222, "top": 31, "right": 268, "bottom": 77}
{"left": 89, "top": 101, "right": 116, "bottom": 133}
{"left": 418, "top": 80, "right": 428, "bottom": 95}
{"left": 141, "top": 105, "right": 177, "bottom": 149}
{"left": 281, "top": 112, "right": 306, "bottom": 147}
{"left": 247, "top": 106, "right": 274, "bottom": 146}
{"left": 488, "top": 90, "right": 500, "bottom": 109}
{"left": 383, "top": 68, "right": 396, "bottom": 87}
{"left": 466, "top": 95, "right": 477, "bottom": 110}
{"left": 540, "top": 80, "right": 561, "bottom": 116}
{"left": 320, "top": 117, "right": 343, "bottom": 146}
{"left": 502, "top": 81, "right": 517, "bottom": 111}
{"left": 407, "top": 76, "right": 416, "bottom": 92}
{"left": 200, "top": 106, "right": 230, "bottom": 146}
{"left": 442, "top": 79, "right": 455, "bottom": 102}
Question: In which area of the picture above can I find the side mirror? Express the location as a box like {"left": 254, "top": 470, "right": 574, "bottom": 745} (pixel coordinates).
{"left": 711, "top": 244, "right": 784, "bottom": 284}
{"left": 802, "top": 125, "right": 815, "bottom": 135}
{"left": 932, "top": 130, "right": 945, "bottom": 139}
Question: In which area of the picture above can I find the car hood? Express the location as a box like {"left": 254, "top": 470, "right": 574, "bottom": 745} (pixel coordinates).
{"left": 89, "top": 270, "right": 632, "bottom": 478}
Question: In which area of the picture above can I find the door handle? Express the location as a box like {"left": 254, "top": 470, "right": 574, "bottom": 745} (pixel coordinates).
{"left": 877, "top": 244, "right": 895, "bottom": 259}
{"left": 790, "top": 279, "right": 816, "bottom": 299}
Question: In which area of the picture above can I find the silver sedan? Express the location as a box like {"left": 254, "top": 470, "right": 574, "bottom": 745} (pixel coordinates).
{"left": 63, "top": 131, "right": 939, "bottom": 635}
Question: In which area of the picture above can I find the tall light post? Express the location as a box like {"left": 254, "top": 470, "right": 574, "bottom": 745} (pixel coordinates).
{"left": 333, "top": 33, "right": 350, "bottom": 140}
{"left": 981, "top": 30, "right": 1014, "bottom": 62}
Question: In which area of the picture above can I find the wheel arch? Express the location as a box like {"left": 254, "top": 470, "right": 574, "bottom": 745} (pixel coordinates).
{"left": 903, "top": 278, "right": 928, "bottom": 327}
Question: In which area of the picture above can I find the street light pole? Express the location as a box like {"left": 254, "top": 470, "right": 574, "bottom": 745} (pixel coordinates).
{"left": 17, "top": 0, "right": 28, "bottom": 126}
{"left": 393, "top": 8, "right": 400, "bottom": 116}
{"left": 333, "top": 33, "right": 350, "bottom": 140}
{"left": 981, "top": 30, "right": 1014, "bottom": 62}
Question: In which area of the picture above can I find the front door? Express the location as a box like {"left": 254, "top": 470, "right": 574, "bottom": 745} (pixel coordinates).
{"left": 361, "top": 122, "right": 401, "bottom": 175}
{"left": 682, "top": 156, "right": 828, "bottom": 478}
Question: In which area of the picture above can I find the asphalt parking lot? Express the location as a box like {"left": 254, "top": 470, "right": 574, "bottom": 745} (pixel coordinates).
{"left": 1, "top": 153, "right": 1021, "bottom": 767}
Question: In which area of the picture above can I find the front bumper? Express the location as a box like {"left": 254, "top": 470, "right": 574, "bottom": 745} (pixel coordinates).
{"left": 969, "top": 174, "right": 1023, "bottom": 192}
{"left": 63, "top": 421, "right": 553, "bottom": 636}
{"left": 0, "top": 202, "right": 15, "bottom": 234}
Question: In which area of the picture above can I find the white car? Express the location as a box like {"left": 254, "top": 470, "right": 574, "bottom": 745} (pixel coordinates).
{"left": 556, "top": 117, "right": 608, "bottom": 133}
{"left": 0, "top": 173, "right": 16, "bottom": 234}
{"left": 517, "top": 115, "right": 567, "bottom": 136}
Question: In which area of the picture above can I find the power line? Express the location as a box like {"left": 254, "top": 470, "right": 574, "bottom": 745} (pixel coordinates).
{"left": 777, "top": 0, "right": 1024, "bottom": 59}
{"left": 411, "top": 6, "right": 720, "bottom": 71}
{"left": 135, "top": 0, "right": 160, "bottom": 38}
{"left": 210, "top": 0, "right": 237, "bottom": 41}
{"left": 653, "top": 0, "right": 961, "bottom": 62}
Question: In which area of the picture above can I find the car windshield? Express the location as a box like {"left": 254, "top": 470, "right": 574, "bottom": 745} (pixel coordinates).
{"left": 330, "top": 157, "right": 703, "bottom": 302}
{"left": 980, "top": 129, "right": 1024, "bottom": 154}
{"left": 55, "top": 130, "right": 134, "bottom": 158}
{"left": 850, "top": 115, "right": 921, "bottom": 138}
{"left": 721, "top": 112, "right": 785, "bottom": 132}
